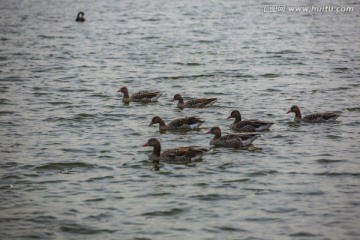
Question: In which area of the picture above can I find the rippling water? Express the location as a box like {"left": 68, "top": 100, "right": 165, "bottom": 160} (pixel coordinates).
{"left": 1, "top": 0, "right": 360, "bottom": 239}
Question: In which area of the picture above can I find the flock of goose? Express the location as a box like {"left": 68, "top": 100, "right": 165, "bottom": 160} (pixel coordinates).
{"left": 117, "top": 87, "right": 341, "bottom": 163}
{"left": 76, "top": 13, "right": 340, "bottom": 162}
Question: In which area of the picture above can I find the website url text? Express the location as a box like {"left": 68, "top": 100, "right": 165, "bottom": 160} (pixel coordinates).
{"left": 262, "top": 5, "right": 354, "bottom": 13}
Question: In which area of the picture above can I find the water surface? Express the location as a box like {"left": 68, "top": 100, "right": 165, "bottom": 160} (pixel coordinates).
{"left": 1, "top": 0, "right": 360, "bottom": 239}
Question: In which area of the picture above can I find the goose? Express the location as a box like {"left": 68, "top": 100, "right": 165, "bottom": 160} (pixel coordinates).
{"left": 206, "top": 126, "right": 260, "bottom": 148}
{"left": 143, "top": 138, "right": 207, "bottom": 162}
{"left": 172, "top": 93, "right": 217, "bottom": 108}
{"left": 117, "top": 87, "right": 161, "bottom": 103}
{"left": 76, "top": 12, "right": 85, "bottom": 22}
{"left": 149, "top": 116, "right": 204, "bottom": 131}
{"left": 287, "top": 105, "right": 340, "bottom": 122}
{"left": 228, "top": 110, "right": 274, "bottom": 132}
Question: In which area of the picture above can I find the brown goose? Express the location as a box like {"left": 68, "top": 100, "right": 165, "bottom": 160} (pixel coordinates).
{"left": 143, "top": 138, "right": 208, "bottom": 162}
{"left": 149, "top": 116, "right": 204, "bottom": 131}
{"left": 75, "top": 12, "right": 85, "bottom": 22}
{"left": 228, "top": 110, "right": 274, "bottom": 132}
{"left": 206, "top": 127, "right": 260, "bottom": 148}
{"left": 172, "top": 94, "right": 217, "bottom": 108}
{"left": 117, "top": 87, "right": 161, "bottom": 103}
{"left": 287, "top": 105, "right": 340, "bottom": 122}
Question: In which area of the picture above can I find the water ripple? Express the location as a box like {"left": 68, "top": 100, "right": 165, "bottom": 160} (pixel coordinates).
{"left": 60, "top": 223, "right": 117, "bottom": 234}
{"left": 141, "top": 208, "right": 187, "bottom": 217}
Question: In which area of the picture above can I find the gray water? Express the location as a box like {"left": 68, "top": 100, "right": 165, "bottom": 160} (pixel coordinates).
{"left": 1, "top": 0, "right": 360, "bottom": 239}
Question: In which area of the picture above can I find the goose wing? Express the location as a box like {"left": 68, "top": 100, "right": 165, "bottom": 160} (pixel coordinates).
{"left": 167, "top": 117, "right": 203, "bottom": 128}
{"left": 219, "top": 134, "right": 244, "bottom": 145}
{"left": 247, "top": 120, "right": 274, "bottom": 129}
{"left": 233, "top": 121, "right": 256, "bottom": 131}
{"left": 161, "top": 147, "right": 207, "bottom": 162}
{"left": 186, "top": 98, "right": 217, "bottom": 108}
{"left": 303, "top": 112, "right": 339, "bottom": 122}
{"left": 132, "top": 91, "right": 160, "bottom": 100}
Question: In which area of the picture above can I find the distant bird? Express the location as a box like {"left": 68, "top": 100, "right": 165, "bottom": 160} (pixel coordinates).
{"left": 206, "top": 126, "right": 260, "bottom": 148}
{"left": 227, "top": 110, "right": 274, "bottom": 132}
{"left": 143, "top": 138, "right": 208, "bottom": 163}
{"left": 149, "top": 116, "right": 204, "bottom": 131}
{"left": 172, "top": 93, "right": 217, "bottom": 108}
{"left": 286, "top": 105, "right": 340, "bottom": 122}
{"left": 75, "top": 12, "right": 85, "bottom": 22}
{"left": 117, "top": 87, "right": 161, "bottom": 103}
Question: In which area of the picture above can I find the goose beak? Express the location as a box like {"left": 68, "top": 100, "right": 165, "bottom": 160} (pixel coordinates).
{"left": 286, "top": 109, "right": 291, "bottom": 114}
{"left": 143, "top": 143, "right": 149, "bottom": 147}
{"left": 227, "top": 115, "right": 232, "bottom": 119}
{"left": 148, "top": 123, "right": 153, "bottom": 127}
{"left": 206, "top": 130, "right": 212, "bottom": 134}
